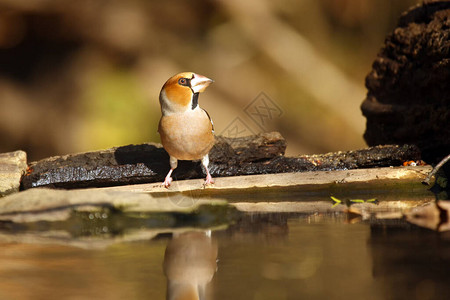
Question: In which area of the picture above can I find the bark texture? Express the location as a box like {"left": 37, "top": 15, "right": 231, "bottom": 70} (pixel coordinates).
{"left": 361, "top": 1, "right": 450, "bottom": 163}
{"left": 21, "top": 132, "right": 422, "bottom": 190}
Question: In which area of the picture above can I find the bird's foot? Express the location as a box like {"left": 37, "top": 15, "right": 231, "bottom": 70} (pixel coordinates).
{"left": 162, "top": 176, "right": 173, "bottom": 188}
{"left": 203, "top": 173, "right": 215, "bottom": 186}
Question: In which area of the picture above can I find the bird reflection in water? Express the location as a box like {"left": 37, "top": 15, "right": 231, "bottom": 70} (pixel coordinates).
{"left": 163, "top": 231, "right": 218, "bottom": 300}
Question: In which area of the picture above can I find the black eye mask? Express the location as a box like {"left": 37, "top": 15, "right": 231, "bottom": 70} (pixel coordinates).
{"left": 178, "top": 75, "right": 198, "bottom": 109}
{"left": 178, "top": 74, "right": 195, "bottom": 88}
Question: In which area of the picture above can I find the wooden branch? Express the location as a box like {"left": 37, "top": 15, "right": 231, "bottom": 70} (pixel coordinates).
{"left": 21, "top": 132, "right": 422, "bottom": 190}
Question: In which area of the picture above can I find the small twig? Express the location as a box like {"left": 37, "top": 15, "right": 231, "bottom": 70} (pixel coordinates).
{"left": 423, "top": 154, "right": 450, "bottom": 185}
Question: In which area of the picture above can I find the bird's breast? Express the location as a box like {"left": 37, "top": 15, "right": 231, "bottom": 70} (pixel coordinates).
{"left": 159, "top": 109, "right": 215, "bottom": 160}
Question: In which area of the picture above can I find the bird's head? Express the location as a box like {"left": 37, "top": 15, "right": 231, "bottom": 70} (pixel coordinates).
{"left": 159, "top": 72, "right": 214, "bottom": 115}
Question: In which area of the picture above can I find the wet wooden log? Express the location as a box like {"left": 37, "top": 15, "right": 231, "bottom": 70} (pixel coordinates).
{"left": 211, "top": 143, "right": 422, "bottom": 176}
{"left": 21, "top": 132, "right": 422, "bottom": 190}
{"left": 21, "top": 132, "right": 285, "bottom": 189}
{"left": 103, "top": 166, "right": 433, "bottom": 205}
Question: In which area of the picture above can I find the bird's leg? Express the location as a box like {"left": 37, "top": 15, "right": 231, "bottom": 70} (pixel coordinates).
{"left": 201, "top": 154, "right": 214, "bottom": 186}
{"left": 163, "top": 156, "right": 178, "bottom": 188}
{"left": 163, "top": 169, "right": 173, "bottom": 188}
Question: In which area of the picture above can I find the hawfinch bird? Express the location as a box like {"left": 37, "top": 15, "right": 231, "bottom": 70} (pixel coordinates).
{"left": 158, "top": 72, "right": 215, "bottom": 188}
{"left": 163, "top": 231, "right": 218, "bottom": 300}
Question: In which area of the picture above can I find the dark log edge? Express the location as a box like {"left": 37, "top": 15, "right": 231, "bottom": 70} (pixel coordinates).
{"left": 20, "top": 132, "right": 424, "bottom": 190}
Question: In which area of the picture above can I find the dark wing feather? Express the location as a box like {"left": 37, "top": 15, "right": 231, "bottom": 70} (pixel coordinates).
{"left": 202, "top": 108, "right": 214, "bottom": 133}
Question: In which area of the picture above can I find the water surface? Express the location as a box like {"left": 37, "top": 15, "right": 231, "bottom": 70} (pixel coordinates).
{"left": 0, "top": 212, "right": 448, "bottom": 300}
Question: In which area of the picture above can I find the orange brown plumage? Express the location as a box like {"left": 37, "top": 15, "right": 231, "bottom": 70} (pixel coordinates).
{"left": 157, "top": 72, "right": 215, "bottom": 188}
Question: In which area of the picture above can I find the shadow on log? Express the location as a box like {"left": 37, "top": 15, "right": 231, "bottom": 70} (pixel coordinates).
{"left": 21, "top": 132, "right": 422, "bottom": 190}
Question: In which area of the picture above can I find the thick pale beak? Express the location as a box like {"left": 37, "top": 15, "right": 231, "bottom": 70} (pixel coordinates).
{"left": 190, "top": 74, "right": 214, "bottom": 93}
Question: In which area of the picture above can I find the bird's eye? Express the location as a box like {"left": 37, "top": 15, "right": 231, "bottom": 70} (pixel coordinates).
{"left": 178, "top": 78, "right": 188, "bottom": 86}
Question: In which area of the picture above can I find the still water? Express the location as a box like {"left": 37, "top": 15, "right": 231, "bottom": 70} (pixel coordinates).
{"left": 0, "top": 212, "right": 449, "bottom": 300}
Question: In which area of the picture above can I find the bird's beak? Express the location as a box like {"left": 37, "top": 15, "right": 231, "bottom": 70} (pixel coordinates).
{"left": 190, "top": 74, "right": 214, "bottom": 93}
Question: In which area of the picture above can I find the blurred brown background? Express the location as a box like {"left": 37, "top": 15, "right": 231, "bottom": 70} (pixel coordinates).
{"left": 0, "top": 0, "right": 419, "bottom": 161}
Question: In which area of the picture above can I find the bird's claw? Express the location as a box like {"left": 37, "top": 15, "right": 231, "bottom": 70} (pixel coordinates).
{"left": 203, "top": 174, "right": 215, "bottom": 186}
{"left": 162, "top": 176, "right": 173, "bottom": 188}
